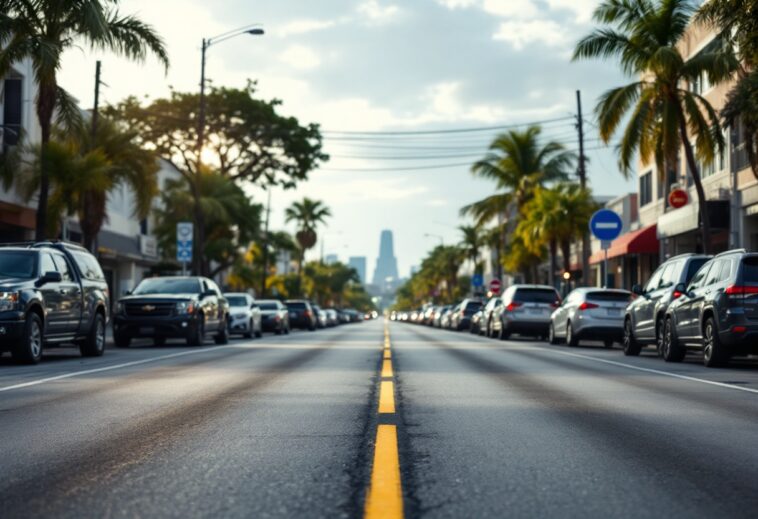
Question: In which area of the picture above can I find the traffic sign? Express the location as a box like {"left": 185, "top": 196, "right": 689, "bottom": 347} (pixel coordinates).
{"left": 489, "top": 279, "right": 502, "bottom": 295}
{"left": 176, "top": 222, "right": 193, "bottom": 264}
{"left": 472, "top": 273, "right": 484, "bottom": 287}
{"left": 589, "top": 209, "right": 623, "bottom": 242}
{"left": 669, "top": 188, "right": 689, "bottom": 209}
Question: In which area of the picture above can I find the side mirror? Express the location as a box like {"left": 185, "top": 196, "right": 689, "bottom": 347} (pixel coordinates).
{"left": 631, "top": 284, "right": 643, "bottom": 296}
{"left": 38, "top": 271, "right": 62, "bottom": 286}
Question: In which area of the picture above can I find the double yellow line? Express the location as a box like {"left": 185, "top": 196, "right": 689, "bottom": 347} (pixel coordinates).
{"left": 364, "top": 321, "right": 404, "bottom": 519}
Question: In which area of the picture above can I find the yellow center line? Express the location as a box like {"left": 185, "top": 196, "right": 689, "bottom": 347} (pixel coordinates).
{"left": 384, "top": 350, "right": 391, "bottom": 360}
{"left": 381, "top": 359, "right": 394, "bottom": 378}
{"left": 378, "top": 381, "right": 396, "bottom": 414}
{"left": 364, "top": 425, "right": 404, "bottom": 519}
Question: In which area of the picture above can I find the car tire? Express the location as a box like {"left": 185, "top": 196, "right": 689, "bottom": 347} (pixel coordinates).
{"left": 566, "top": 321, "right": 578, "bottom": 347}
{"left": 12, "top": 312, "right": 44, "bottom": 364}
{"left": 80, "top": 312, "right": 106, "bottom": 357}
{"left": 243, "top": 319, "right": 254, "bottom": 339}
{"left": 622, "top": 317, "right": 642, "bottom": 356}
{"left": 214, "top": 317, "right": 230, "bottom": 345}
{"left": 703, "top": 316, "right": 728, "bottom": 368}
{"left": 498, "top": 321, "right": 510, "bottom": 341}
{"left": 187, "top": 317, "right": 205, "bottom": 346}
{"left": 284, "top": 325, "right": 290, "bottom": 335}
{"left": 114, "top": 332, "right": 131, "bottom": 349}
{"left": 548, "top": 323, "right": 559, "bottom": 345}
{"left": 153, "top": 337, "right": 166, "bottom": 347}
{"left": 255, "top": 327, "right": 262, "bottom": 338}
{"left": 662, "top": 316, "right": 685, "bottom": 362}
{"left": 655, "top": 316, "right": 665, "bottom": 357}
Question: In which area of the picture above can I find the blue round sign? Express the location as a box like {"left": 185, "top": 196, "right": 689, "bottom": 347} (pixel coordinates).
{"left": 589, "top": 209, "right": 623, "bottom": 241}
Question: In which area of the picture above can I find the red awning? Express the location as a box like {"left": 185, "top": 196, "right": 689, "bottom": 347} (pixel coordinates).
{"left": 589, "top": 224, "right": 658, "bottom": 264}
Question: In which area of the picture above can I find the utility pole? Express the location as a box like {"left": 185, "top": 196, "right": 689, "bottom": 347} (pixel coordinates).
{"left": 260, "top": 188, "right": 272, "bottom": 298}
{"left": 576, "top": 90, "right": 591, "bottom": 286}
{"left": 91, "top": 61, "right": 101, "bottom": 140}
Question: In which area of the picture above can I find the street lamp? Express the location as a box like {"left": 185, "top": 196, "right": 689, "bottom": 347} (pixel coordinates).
{"left": 197, "top": 24, "right": 264, "bottom": 155}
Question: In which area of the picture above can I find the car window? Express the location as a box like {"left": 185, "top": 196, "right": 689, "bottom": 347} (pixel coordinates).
{"left": 587, "top": 291, "right": 631, "bottom": 303}
{"left": 226, "top": 296, "right": 248, "bottom": 306}
{"left": 705, "top": 260, "right": 725, "bottom": 286}
{"left": 133, "top": 278, "right": 201, "bottom": 294}
{"left": 209, "top": 280, "right": 222, "bottom": 296}
{"left": 742, "top": 257, "right": 758, "bottom": 286}
{"left": 513, "top": 288, "right": 560, "bottom": 304}
{"left": 658, "top": 263, "right": 677, "bottom": 289}
{"left": 688, "top": 261, "right": 713, "bottom": 290}
{"left": 718, "top": 259, "right": 733, "bottom": 283}
{"left": 51, "top": 254, "right": 74, "bottom": 282}
{"left": 685, "top": 258, "right": 709, "bottom": 284}
{"left": 71, "top": 251, "right": 105, "bottom": 281}
{"left": 645, "top": 267, "right": 664, "bottom": 293}
{"left": 39, "top": 253, "right": 56, "bottom": 276}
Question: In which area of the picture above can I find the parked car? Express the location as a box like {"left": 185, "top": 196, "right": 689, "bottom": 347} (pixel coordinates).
{"left": 623, "top": 253, "right": 710, "bottom": 356}
{"left": 224, "top": 292, "right": 262, "bottom": 339}
{"left": 549, "top": 288, "right": 631, "bottom": 347}
{"left": 113, "top": 276, "right": 229, "bottom": 347}
{"left": 286, "top": 300, "right": 317, "bottom": 330}
{"left": 257, "top": 299, "right": 290, "bottom": 334}
{"left": 481, "top": 297, "right": 504, "bottom": 337}
{"left": 0, "top": 241, "right": 110, "bottom": 363}
{"left": 440, "top": 306, "right": 456, "bottom": 329}
{"left": 451, "top": 298, "right": 483, "bottom": 331}
{"left": 662, "top": 249, "right": 758, "bottom": 367}
{"left": 311, "top": 304, "right": 327, "bottom": 328}
{"left": 470, "top": 307, "right": 485, "bottom": 334}
{"left": 325, "top": 308, "right": 339, "bottom": 326}
{"left": 433, "top": 305, "right": 450, "bottom": 327}
{"left": 491, "top": 285, "right": 561, "bottom": 340}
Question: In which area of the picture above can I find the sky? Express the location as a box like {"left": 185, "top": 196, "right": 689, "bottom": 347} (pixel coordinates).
{"left": 58, "top": 0, "right": 636, "bottom": 280}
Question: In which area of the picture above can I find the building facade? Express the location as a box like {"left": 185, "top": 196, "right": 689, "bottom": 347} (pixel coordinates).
{"left": 348, "top": 256, "right": 367, "bottom": 285}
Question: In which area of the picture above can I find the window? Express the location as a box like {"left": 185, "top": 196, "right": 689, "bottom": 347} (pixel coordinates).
{"left": 645, "top": 267, "right": 664, "bottom": 293}
{"left": 688, "top": 261, "right": 713, "bottom": 290}
{"left": 3, "top": 78, "right": 22, "bottom": 147}
{"left": 658, "top": 169, "right": 677, "bottom": 200}
{"left": 718, "top": 259, "right": 733, "bottom": 283}
{"left": 659, "top": 260, "right": 682, "bottom": 289}
{"left": 688, "top": 39, "right": 721, "bottom": 96}
{"left": 133, "top": 278, "right": 201, "bottom": 294}
{"left": 71, "top": 251, "right": 105, "bottom": 281}
{"left": 705, "top": 260, "right": 724, "bottom": 286}
{"left": 639, "top": 172, "right": 653, "bottom": 207}
{"left": 685, "top": 258, "right": 709, "bottom": 283}
{"left": 0, "top": 251, "right": 37, "bottom": 278}
{"left": 513, "top": 288, "right": 560, "bottom": 304}
{"left": 52, "top": 254, "right": 74, "bottom": 282}
{"left": 39, "top": 253, "right": 56, "bottom": 276}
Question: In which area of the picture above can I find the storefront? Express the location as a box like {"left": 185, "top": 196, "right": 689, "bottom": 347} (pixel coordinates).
{"left": 656, "top": 200, "right": 730, "bottom": 255}
{"left": 588, "top": 224, "right": 659, "bottom": 289}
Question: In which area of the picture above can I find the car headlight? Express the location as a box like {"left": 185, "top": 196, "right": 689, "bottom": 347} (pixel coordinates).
{"left": 175, "top": 301, "right": 196, "bottom": 314}
{"left": 0, "top": 291, "right": 19, "bottom": 312}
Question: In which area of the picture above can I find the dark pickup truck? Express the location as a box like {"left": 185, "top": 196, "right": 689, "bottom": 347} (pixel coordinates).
{"left": 0, "top": 241, "right": 110, "bottom": 364}
{"left": 112, "top": 276, "right": 230, "bottom": 347}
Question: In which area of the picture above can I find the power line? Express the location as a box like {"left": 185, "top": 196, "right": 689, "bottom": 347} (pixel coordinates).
{"left": 319, "top": 161, "right": 475, "bottom": 172}
{"left": 321, "top": 116, "right": 575, "bottom": 136}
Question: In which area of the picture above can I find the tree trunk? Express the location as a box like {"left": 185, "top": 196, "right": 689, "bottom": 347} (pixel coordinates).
{"left": 35, "top": 81, "right": 57, "bottom": 241}
{"left": 548, "top": 239, "right": 558, "bottom": 290}
{"left": 560, "top": 240, "right": 571, "bottom": 274}
{"left": 678, "top": 115, "right": 712, "bottom": 254}
{"left": 190, "top": 175, "right": 207, "bottom": 276}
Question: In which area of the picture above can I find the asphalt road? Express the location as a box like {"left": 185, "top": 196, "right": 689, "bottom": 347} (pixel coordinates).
{"left": 3, "top": 320, "right": 758, "bottom": 518}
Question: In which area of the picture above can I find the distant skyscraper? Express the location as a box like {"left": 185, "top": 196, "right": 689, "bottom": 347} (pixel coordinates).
{"left": 349, "top": 256, "right": 367, "bottom": 285}
{"left": 325, "top": 253, "right": 339, "bottom": 265}
{"left": 372, "top": 230, "right": 399, "bottom": 286}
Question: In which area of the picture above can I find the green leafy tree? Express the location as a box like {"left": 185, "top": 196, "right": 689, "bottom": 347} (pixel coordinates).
{"left": 284, "top": 198, "right": 332, "bottom": 275}
{"left": 459, "top": 225, "right": 484, "bottom": 275}
{"left": 573, "top": 0, "right": 738, "bottom": 253}
{"left": 155, "top": 170, "right": 262, "bottom": 277}
{"left": 697, "top": 0, "right": 758, "bottom": 178}
{"left": 0, "top": 0, "right": 168, "bottom": 240}
{"left": 105, "top": 83, "right": 328, "bottom": 275}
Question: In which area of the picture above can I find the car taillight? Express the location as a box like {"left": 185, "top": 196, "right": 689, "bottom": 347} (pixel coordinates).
{"left": 550, "top": 301, "right": 560, "bottom": 308}
{"left": 732, "top": 325, "right": 747, "bottom": 333}
{"left": 505, "top": 302, "right": 522, "bottom": 312}
{"left": 725, "top": 285, "right": 758, "bottom": 299}
{"left": 304, "top": 310, "right": 312, "bottom": 317}
{"left": 578, "top": 302, "right": 599, "bottom": 311}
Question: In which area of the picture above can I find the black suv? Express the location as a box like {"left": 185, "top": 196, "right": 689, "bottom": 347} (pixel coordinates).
{"left": 0, "top": 241, "right": 110, "bottom": 363}
{"left": 623, "top": 253, "right": 710, "bottom": 356}
{"left": 285, "top": 300, "right": 317, "bottom": 330}
{"left": 113, "top": 276, "right": 230, "bottom": 347}
{"left": 662, "top": 249, "right": 758, "bottom": 367}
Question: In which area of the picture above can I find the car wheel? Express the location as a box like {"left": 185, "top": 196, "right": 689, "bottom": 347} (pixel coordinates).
{"left": 566, "top": 321, "right": 578, "bottom": 347}
{"left": 703, "top": 316, "right": 728, "bottom": 367}
{"left": 153, "top": 337, "right": 166, "bottom": 347}
{"left": 80, "top": 312, "right": 106, "bottom": 357}
{"left": 255, "top": 326, "right": 263, "bottom": 338}
{"left": 284, "top": 325, "right": 290, "bottom": 335}
{"left": 655, "top": 316, "right": 665, "bottom": 357}
{"left": 13, "top": 312, "right": 44, "bottom": 364}
{"left": 114, "top": 332, "right": 131, "bottom": 348}
{"left": 498, "top": 321, "right": 510, "bottom": 341}
{"left": 243, "top": 319, "right": 254, "bottom": 339}
{"left": 187, "top": 317, "right": 205, "bottom": 346}
{"left": 622, "top": 317, "right": 642, "bottom": 356}
{"left": 603, "top": 339, "right": 614, "bottom": 349}
{"left": 548, "top": 323, "right": 559, "bottom": 345}
{"left": 215, "top": 317, "right": 230, "bottom": 345}
{"left": 662, "top": 316, "right": 685, "bottom": 362}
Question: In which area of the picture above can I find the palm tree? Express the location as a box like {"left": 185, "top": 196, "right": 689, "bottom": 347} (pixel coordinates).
{"left": 458, "top": 225, "right": 484, "bottom": 275}
{"left": 284, "top": 198, "right": 332, "bottom": 274}
{"left": 696, "top": 0, "right": 758, "bottom": 178}
{"left": 0, "top": 1, "right": 169, "bottom": 240}
{"left": 17, "top": 119, "right": 159, "bottom": 249}
{"left": 461, "top": 126, "right": 575, "bottom": 227}
{"left": 573, "top": 0, "right": 738, "bottom": 254}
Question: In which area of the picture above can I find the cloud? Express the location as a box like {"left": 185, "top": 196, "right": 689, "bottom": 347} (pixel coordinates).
{"left": 546, "top": 0, "right": 598, "bottom": 24}
{"left": 481, "top": 0, "right": 539, "bottom": 19}
{"left": 279, "top": 45, "right": 322, "bottom": 70}
{"left": 276, "top": 19, "right": 337, "bottom": 38}
{"left": 435, "top": 0, "right": 478, "bottom": 8}
{"left": 493, "top": 19, "right": 569, "bottom": 50}
{"left": 357, "top": 0, "right": 401, "bottom": 24}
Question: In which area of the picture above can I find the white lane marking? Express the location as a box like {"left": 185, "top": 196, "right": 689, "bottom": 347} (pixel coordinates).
{"left": 520, "top": 344, "right": 758, "bottom": 396}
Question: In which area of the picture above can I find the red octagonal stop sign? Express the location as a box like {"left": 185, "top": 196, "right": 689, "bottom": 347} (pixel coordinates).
{"left": 489, "top": 279, "right": 502, "bottom": 294}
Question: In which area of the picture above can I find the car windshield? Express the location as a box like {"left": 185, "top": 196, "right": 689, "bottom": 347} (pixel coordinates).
{"left": 0, "top": 251, "right": 37, "bottom": 279}
{"left": 226, "top": 296, "right": 248, "bottom": 306}
{"left": 287, "top": 302, "right": 307, "bottom": 309}
{"left": 132, "top": 278, "right": 201, "bottom": 295}
{"left": 464, "top": 302, "right": 482, "bottom": 314}
{"left": 586, "top": 291, "right": 631, "bottom": 303}
{"left": 513, "top": 289, "right": 559, "bottom": 304}
{"left": 258, "top": 303, "right": 278, "bottom": 310}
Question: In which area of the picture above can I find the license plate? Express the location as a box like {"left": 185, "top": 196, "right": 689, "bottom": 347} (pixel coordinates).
{"left": 139, "top": 327, "right": 155, "bottom": 335}
{"left": 530, "top": 309, "right": 543, "bottom": 315}
{"left": 607, "top": 309, "right": 621, "bottom": 316}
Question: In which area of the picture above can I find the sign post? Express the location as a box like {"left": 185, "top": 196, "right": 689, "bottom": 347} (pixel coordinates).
{"left": 176, "top": 222, "right": 193, "bottom": 275}
{"left": 589, "top": 209, "right": 623, "bottom": 288}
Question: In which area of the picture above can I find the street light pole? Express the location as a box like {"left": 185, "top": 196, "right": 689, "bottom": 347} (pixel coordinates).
{"left": 260, "top": 188, "right": 272, "bottom": 298}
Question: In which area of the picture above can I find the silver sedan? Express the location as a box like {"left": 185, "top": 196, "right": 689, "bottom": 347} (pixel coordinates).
{"left": 549, "top": 288, "right": 631, "bottom": 348}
